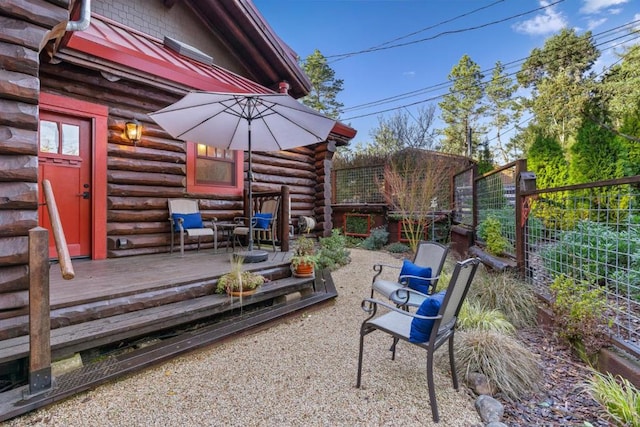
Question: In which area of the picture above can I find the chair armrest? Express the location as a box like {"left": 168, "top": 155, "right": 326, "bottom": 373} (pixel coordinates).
{"left": 372, "top": 263, "right": 401, "bottom": 282}
{"left": 361, "top": 297, "right": 442, "bottom": 321}
{"left": 390, "top": 287, "right": 429, "bottom": 306}
{"left": 170, "top": 216, "right": 185, "bottom": 232}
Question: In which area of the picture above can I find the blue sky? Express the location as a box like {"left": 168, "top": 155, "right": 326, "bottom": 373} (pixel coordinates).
{"left": 254, "top": 0, "right": 639, "bottom": 149}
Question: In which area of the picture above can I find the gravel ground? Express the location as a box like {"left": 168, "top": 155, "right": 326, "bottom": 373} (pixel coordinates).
{"left": 4, "top": 249, "right": 481, "bottom": 427}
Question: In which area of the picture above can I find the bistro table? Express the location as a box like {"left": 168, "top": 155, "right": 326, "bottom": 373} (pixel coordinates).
{"left": 217, "top": 223, "right": 240, "bottom": 252}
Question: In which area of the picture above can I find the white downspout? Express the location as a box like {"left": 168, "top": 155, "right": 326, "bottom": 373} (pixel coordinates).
{"left": 66, "top": 0, "right": 92, "bottom": 32}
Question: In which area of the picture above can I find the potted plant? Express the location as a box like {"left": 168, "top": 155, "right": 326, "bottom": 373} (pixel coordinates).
{"left": 216, "top": 256, "right": 266, "bottom": 296}
{"left": 291, "top": 235, "right": 318, "bottom": 277}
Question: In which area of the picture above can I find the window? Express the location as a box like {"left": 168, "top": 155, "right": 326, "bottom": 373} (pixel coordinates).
{"left": 187, "top": 142, "right": 243, "bottom": 195}
{"left": 39, "top": 120, "right": 80, "bottom": 157}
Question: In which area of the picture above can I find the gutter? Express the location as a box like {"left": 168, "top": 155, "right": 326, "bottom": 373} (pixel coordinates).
{"left": 66, "top": 0, "right": 91, "bottom": 32}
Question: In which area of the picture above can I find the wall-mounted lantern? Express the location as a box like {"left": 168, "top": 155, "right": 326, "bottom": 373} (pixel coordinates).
{"left": 125, "top": 119, "right": 142, "bottom": 144}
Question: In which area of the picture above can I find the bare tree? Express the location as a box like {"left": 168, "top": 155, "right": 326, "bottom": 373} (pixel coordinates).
{"left": 382, "top": 149, "right": 450, "bottom": 252}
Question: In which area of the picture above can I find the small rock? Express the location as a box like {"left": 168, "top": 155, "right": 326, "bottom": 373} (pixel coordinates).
{"left": 475, "top": 394, "right": 504, "bottom": 423}
{"left": 467, "top": 371, "right": 494, "bottom": 395}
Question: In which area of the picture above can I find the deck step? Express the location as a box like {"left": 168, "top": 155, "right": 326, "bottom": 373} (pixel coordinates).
{"left": 0, "top": 275, "right": 316, "bottom": 365}
{"left": 0, "top": 270, "right": 337, "bottom": 422}
{"left": 0, "top": 264, "right": 293, "bottom": 341}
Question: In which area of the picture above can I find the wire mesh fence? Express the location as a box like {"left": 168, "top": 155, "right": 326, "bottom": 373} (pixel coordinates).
{"left": 476, "top": 165, "right": 517, "bottom": 257}
{"left": 523, "top": 180, "right": 640, "bottom": 355}
{"left": 333, "top": 165, "right": 385, "bottom": 204}
{"left": 453, "top": 167, "right": 474, "bottom": 226}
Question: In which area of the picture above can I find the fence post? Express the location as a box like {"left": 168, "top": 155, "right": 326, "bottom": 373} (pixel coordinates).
{"left": 515, "top": 159, "right": 527, "bottom": 276}
{"left": 27, "top": 226, "right": 52, "bottom": 397}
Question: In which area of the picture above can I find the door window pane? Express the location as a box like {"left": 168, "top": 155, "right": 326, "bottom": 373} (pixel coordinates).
{"left": 39, "top": 121, "right": 59, "bottom": 153}
{"left": 61, "top": 124, "right": 80, "bottom": 156}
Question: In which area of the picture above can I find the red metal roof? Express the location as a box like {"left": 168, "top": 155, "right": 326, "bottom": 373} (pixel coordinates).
{"left": 62, "top": 14, "right": 272, "bottom": 94}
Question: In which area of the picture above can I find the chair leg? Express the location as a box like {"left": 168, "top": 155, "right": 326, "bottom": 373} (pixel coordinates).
{"left": 390, "top": 337, "right": 399, "bottom": 360}
{"left": 180, "top": 231, "right": 184, "bottom": 257}
{"left": 427, "top": 349, "right": 439, "bottom": 423}
{"left": 449, "top": 335, "right": 459, "bottom": 390}
{"left": 356, "top": 330, "right": 366, "bottom": 388}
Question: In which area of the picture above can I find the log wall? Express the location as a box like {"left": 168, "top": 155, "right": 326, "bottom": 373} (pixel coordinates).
{"left": 0, "top": 1, "right": 70, "bottom": 311}
{"left": 39, "top": 60, "right": 335, "bottom": 257}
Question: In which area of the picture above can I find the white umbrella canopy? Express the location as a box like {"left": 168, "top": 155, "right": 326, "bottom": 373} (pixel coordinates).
{"left": 149, "top": 91, "right": 335, "bottom": 150}
{"left": 149, "top": 91, "right": 336, "bottom": 260}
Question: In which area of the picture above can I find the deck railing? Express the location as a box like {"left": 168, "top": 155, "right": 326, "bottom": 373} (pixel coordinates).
{"left": 26, "top": 179, "right": 75, "bottom": 396}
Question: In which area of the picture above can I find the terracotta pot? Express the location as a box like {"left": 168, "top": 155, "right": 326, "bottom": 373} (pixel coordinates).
{"left": 227, "top": 288, "right": 258, "bottom": 297}
{"left": 294, "top": 262, "right": 314, "bottom": 277}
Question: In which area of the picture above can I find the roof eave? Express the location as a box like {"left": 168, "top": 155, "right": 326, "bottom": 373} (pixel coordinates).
{"left": 190, "top": 0, "right": 311, "bottom": 99}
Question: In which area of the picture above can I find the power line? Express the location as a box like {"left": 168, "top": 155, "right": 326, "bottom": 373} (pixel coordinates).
{"left": 331, "top": 0, "right": 506, "bottom": 63}
{"left": 341, "top": 20, "right": 640, "bottom": 120}
{"left": 328, "top": 0, "right": 566, "bottom": 61}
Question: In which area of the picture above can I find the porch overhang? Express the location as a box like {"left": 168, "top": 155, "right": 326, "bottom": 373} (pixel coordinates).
{"left": 55, "top": 14, "right": 272, "bottom": 95}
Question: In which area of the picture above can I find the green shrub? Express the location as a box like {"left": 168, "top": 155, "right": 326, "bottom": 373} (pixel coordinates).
{"left": 385, "top": 242, "right": 411, "bottom": 253}
{"left": 452, "top": 330, "right": 542, "bottom": 401}
{"left": 549, "top": 275, "right": 610, "bottom": 359}
{"left": 316, "top": 229, "right": 350, "bottom": 271}
{"left": 457, "top": 301, "right": 516, "bottom": 335}
{"left": 360, "top": 226, "right": 388, "bottom": 250}
{"left": 477, "top": 216, "right": 510, "bottom": 256}
{"left": 588, "top": 371, "right": 640, "bottom": 426}
{"left": 541, "top": 220, "right": 640, "bottom": 297}
{"left": 466, "top": 270, "right": 536, "bottom": 328}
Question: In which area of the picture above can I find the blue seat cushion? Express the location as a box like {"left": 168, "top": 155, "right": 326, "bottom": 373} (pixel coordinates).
{"left": 172, "top": 213, "right": 203, "bottom": 232}
{"left": 399, "top": 260, "right": 432, "bottom": 294}
{"left": 409, "top": 291, "right": 446, "bottom": 343}
{"left": 254, "top": 212, "right": 273, "bottom": 229}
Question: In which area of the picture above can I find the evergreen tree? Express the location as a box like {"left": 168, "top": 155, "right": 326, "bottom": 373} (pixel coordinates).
{"left": 485, "top": 61, "right": 520, "bottom": 163}
{"left": 438, "top": 54, "right": 485, "bottom": 156}
{"left": 526, "top": 128, "right": 568, "bottom": 189}
{"left": 615, "top": 101, "right": 640, "bottom": 177}
{"left": 569, "top": 110, "right": 621, "bottom": 185}
{"left": 517, "top": 29, "right": 599, "bottom": 149}
{"left": 301, "top": 49, "right": 344, "bottom": 119}
{"left": 599, "top": 43, "right": 640, "bottom": 127}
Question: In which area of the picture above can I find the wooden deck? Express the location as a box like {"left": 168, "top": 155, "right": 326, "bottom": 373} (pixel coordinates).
{"left": 0, "top": 249, "right": 337, "bottom": 422}
{"left": 0, "top": 249, "right": 332, "bottom": 366}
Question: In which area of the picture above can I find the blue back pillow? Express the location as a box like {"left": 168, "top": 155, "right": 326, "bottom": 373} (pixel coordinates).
{"left": 254, "top": 212, "right": 273, "bottom": 229}
{"left": 409, "top": 291, "right": 446, "bottom": 343}
{"left": 172, "top": 213, "right": 203, "bottom": 231}
{"left": 399, "top": 259, "right": 432, "bottom": 294}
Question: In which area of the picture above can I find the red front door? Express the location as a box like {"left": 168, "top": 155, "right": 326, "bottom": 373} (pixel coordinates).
{"left": 38, "top": 111, "right": 92, "bottom": 259}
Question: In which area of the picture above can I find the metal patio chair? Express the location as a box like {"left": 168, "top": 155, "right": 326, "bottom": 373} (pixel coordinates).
{"left": 168, "top": 198, "right": 217, "bottom": 256}
{"left": 371, "top": 240, "right": 449, "bottom": 306}
{"left": 356, "top": 257, "right": 480, "bottom": 423}
{"left": 233, "top": 196, "right": 280, "bottom": 251}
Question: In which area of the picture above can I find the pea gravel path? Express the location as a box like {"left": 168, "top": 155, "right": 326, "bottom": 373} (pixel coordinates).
{"left": 5, "top": 249, "right": 481, "bottom": 427}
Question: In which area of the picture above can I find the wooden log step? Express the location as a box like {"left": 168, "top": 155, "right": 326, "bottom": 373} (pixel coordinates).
{"left": 0, "top": 275, "right": 316, "bottom": 365}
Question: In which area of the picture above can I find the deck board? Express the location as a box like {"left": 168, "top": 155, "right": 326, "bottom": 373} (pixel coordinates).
{"left": 49, "top": 250, "right": 292, "bottom": 307}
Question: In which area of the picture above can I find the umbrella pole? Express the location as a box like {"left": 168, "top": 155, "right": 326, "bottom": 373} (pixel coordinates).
{"left": 247, "top": 120, "right": 253, "bottom": 252}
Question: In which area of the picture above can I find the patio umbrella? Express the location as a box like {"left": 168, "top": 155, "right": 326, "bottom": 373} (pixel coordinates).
{"left": 149, "top": 91, "right": 336, "bottom": 261}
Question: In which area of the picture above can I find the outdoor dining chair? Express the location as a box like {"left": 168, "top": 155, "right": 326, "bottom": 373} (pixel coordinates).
{"left": 168, "top": 198, "right": 217, "bottom": 256}
{"left": 371, "top": 241, "right": 449, "bottom": 305}
{"left": 356, "top": 257, "right": 481, "bottom": 423}
{"left": 233, "top": 196, "right": 280, "bottom": 251}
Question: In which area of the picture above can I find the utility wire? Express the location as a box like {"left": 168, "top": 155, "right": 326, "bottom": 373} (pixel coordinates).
{"left": 341, "top": 21, "right": 640, "bottom": 119}
{"left": 332, "top": 0, "right": 506, "bottom": 62}
{"left": 328, "top": 0, "right": 566, "bottom": 61}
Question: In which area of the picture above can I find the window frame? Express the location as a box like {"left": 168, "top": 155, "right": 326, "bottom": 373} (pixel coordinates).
{"left": 186, "top": 142, "right": 244, "bottom": 195}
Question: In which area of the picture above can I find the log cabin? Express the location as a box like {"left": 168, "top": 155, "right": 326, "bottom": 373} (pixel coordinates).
{"left": 0, "top": 0, "right": 355, "bottom": 414}
{"left": 0, "top": 1, "right": 355, "bottom": 310}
